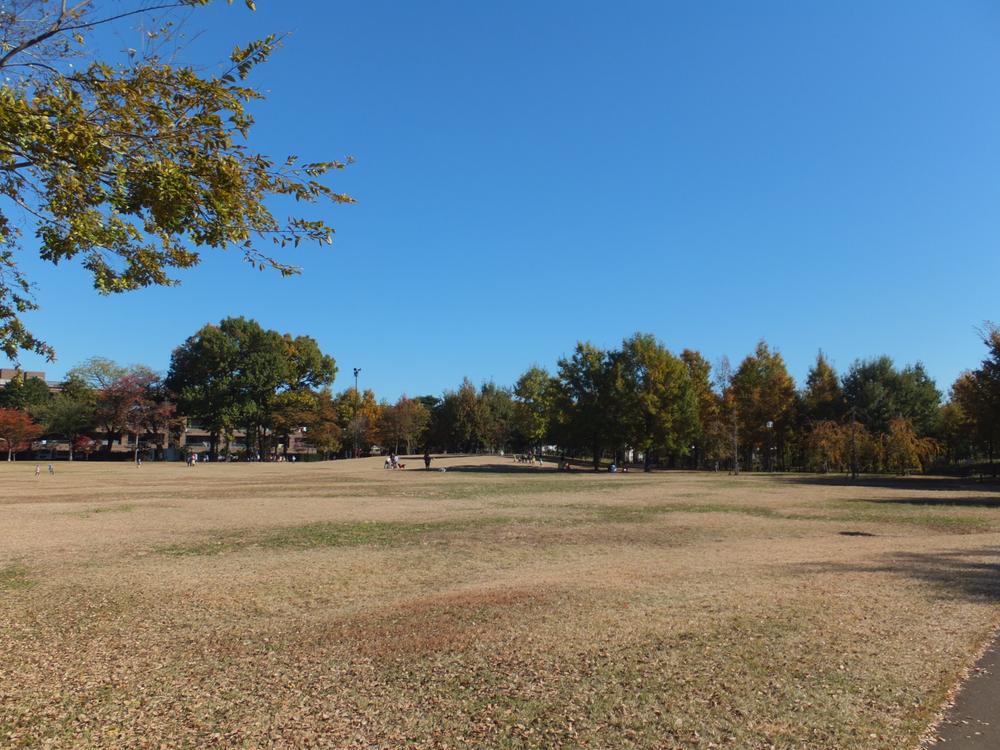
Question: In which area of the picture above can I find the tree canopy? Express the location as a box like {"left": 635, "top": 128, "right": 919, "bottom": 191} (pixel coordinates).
{"left": 165, "top": 316, "right": 335, "bottom": 455}
{"left": 0, "top": 0, "right": 352, "bottom": 360}
{"left": 842, "top": 356, "right": 941, "bottom": 435}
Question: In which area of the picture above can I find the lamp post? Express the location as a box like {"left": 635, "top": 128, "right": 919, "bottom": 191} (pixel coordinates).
{"left": 766, "top": 421, "right": 774, "bottom": 472}
{"left": 353, "top": 367, "right": 361, "bottom": 458}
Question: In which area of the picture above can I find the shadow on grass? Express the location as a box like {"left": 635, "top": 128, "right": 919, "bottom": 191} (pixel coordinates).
{"left": 791, "top": 546, "right": 1000, "bottom": 602}
{"left": 852, "top": 496, "right": 1000, "bottom": 510}
{"left": 782, "top": 474, "right": 1000, "bottom": 493}
{"left": 440, "top": 463, "right": 558, "bottom": 475}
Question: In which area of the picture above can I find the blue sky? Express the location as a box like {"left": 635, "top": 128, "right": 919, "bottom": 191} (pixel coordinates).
{"left": 6, "top": 1, "right": 1000, "bottom": 399}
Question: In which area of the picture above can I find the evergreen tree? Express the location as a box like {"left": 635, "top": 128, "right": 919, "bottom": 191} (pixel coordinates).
{"left": 802, "top": 351, "right": 845, "bottom": 423}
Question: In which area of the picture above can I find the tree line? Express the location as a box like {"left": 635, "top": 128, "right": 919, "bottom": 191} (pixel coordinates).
{"left": 1, "top": 319, "right": 999, "bottom": 474}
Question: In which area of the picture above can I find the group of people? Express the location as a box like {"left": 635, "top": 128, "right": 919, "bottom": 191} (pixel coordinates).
{"left": 383, "top": 452, "right": 438, "bottom": 470}
{"left": 557, "top": 455, "right": 629, "bottom": 473}
{"left": 33, "top": 464, "right": 54, "bottom": 479}
{"left": 383, "top": 453, "right": 405, "bottom": 470}
{"left": 183, "top": 453, "right": 299, "bottom": 466}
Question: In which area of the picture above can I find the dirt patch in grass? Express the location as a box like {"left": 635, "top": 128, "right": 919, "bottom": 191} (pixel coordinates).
{"left": 332, "top": 586, "right": 552, "bottom": 659}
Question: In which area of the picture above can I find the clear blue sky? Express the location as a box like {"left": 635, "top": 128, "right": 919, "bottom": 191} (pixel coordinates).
{"left": 6, "top": 1, "right": 1000, "bottom": 399}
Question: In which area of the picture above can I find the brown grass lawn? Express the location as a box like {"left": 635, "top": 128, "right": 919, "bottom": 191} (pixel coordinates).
{"left": 2, "top": 456, "right": 999, "bottom": 749}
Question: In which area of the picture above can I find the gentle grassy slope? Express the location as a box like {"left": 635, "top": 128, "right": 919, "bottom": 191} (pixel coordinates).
{"left": 1, "top": 457, "right": 999, "bottom": 749}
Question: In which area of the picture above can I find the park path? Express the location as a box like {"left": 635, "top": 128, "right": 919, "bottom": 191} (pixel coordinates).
{"left": 928, "top": 636, "right": 1000, "bottom": 747}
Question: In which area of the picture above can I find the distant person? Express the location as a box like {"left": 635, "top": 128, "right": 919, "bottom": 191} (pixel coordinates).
{"left": 424, "top": 452, "right": 432, "bottom": 470}
{"left": 609, "top": 463, "right": 617, "bottom": 473}
{"left": 47, "top": 464, "right": 54, "bottom": 475}
{"left": 384, "top": 456, "right": 392, "bottom": 470}
{"left": 34, "top": 464, "right": 40, "bottom": 480}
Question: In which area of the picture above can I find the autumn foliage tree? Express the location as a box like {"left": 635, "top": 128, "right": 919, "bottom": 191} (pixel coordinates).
{"left": 951, "top": 325, "right": 1000, "bottom": 473}
{"left": 729, "top": 341, "right": 798, "bottom": 470}
{"left": 378, "top": 396, "right": 430, "bottom": 454}
{"left": 802, "top": 352, "right": 845, "bottom": 424}
{"left": 615, "top": 334, "right": 698, "bottom": 471}
{"left": 0, "top": 0, "right": 353, "bottom": 360}
{"left": 302, "top": 390, "right": 342, "bottom": 458}
{"left": 95, "top": 370, "right": 158, "bottom": 454}
{"left": 681, "top": 349, "right": 721, "bottom": 468}
{"left": 885, "top": 417, "right": 939, "bottom": 475}
{"left": 333, "top": 387, "right": 381, "bottom": 455}
{"left": 805, "top": 421, "right": 845, "bottom": 473}
{"left": 0, "top": 407, "right": 42, "bottom": 460}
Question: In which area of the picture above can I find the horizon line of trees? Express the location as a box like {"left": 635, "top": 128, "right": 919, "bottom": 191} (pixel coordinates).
{"left": 2, "top": 318, "right": 999, "bottom": 476}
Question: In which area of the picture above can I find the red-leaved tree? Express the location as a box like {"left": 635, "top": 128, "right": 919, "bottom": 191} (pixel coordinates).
{"left": 0, "top": 409, "right": 42, "bottom": 461}
{"left": 72, "top": 435, "right": 96, "bottom": 461}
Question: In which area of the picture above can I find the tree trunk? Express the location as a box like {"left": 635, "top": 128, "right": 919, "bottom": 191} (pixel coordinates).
{"left": 731, "top": 422, "right": 739, "bottom": 475}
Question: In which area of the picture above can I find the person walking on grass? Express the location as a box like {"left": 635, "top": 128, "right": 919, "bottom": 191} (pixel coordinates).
{"left": 34, "top": 464, "right": 40, "bottom": 480}
{"left": 47, "top": 464, "right": 54, "bottom": 476}
{"left": 424, "top": 452, "right": 432, "bottom": 470}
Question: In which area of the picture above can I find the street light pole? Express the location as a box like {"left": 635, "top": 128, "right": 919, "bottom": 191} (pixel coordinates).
{"left": 766, "top": 420, "right": 774, "bottom": 472}
{"left": 353, "top": 367, "right": 361, "bottom": 459}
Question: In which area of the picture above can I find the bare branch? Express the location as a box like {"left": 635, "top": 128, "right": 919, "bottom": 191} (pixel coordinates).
{"left": 0, "top": 2, "right": 187, "bottom": 69}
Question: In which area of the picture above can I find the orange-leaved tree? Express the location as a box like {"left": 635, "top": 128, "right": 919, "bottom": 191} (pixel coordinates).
{"left": 885, "top": 417, "right": 939, "bottom": 475}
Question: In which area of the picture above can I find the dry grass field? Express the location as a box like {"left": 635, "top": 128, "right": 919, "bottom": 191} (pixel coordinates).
{"left": 2, "top": 456, "right": 1000, "bottom": 749}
